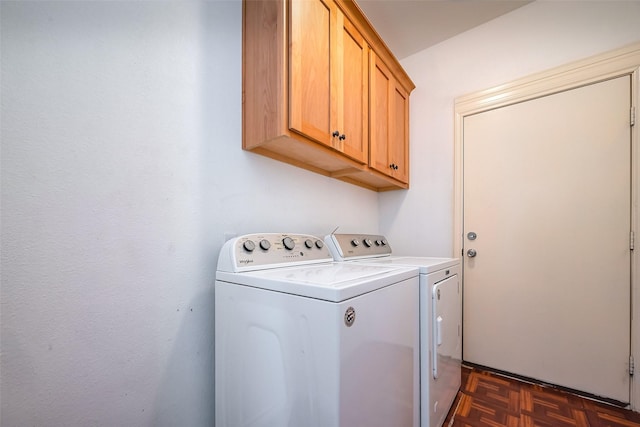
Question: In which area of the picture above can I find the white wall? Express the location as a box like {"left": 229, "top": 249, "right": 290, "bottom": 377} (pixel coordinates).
{"left": 380, "top": 0, "right": 640, "bottom": 257}
{"left": 0, "top": 1, "right": 378, "bottom": 426}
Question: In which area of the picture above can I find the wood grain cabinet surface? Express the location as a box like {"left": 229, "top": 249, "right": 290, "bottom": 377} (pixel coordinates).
{"left": 242, "top": 0, "right": 415, "bottom": 191}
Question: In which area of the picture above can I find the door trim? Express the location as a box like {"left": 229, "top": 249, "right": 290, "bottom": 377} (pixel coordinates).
{"left": 453, "top": 41, "right": 640, "bottom": 409}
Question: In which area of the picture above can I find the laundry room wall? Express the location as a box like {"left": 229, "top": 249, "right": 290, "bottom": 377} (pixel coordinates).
{"left": 0, "top": 1, "right": 378, "bottom": 426}
{"left": 379, "top": 0, "right": 640, "bottom": 258}
{"left": 5, "top": 1, "right": 640, "bottom": 425}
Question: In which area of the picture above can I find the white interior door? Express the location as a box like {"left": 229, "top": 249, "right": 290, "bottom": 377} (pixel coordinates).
{"left": 462, "top": 75, "right": 632, "bottom": 403}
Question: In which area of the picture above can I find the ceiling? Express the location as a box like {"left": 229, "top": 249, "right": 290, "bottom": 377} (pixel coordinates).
{"left": 357, "top": 0, "right": 533, "bottom": 59}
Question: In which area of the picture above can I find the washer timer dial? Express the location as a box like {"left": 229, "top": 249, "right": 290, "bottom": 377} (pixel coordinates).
{"left": 259, "top": 239, "right": 271, "bottom": 250}
{"left": 282, "top": 237, "right": 295, "bottom": 250}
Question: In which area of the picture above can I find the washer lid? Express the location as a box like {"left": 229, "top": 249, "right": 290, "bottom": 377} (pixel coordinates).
{"left": 353, "top": 256, "right": 460, "bottom": 274}
{"left": 216, "top": 262, "right": 418, "bottom": 302}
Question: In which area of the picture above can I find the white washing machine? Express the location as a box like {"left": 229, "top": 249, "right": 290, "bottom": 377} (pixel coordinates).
{"left": 324, "top": 234, "right": 461, "bottom": 427}
{"left": 215, "top": 233, "right": 420, "bottom": 427}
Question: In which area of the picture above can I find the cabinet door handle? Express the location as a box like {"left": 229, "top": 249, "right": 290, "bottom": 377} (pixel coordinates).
{"left": 332, "top": 131, "right": 346, "bottom": 141}
{"left": 389, "top": 163, "right": 399, "bottom": 170}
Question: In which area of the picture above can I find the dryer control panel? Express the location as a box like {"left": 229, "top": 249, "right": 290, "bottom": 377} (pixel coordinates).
{"left": 325, "top": 233, "right": 392, "bottom": 261}
{"left": 217, "top": 233, "right": 332, "bottom": 272}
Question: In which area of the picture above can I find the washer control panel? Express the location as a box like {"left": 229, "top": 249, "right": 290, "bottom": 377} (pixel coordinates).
{"left": 325, "top": 233, "right": 392, "bottom": 260}
{"left": 218, "top": 233, "right": 332, "bottom": 272}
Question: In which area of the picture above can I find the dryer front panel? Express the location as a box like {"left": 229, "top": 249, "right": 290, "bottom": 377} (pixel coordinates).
{"left": 430, "top": 275, "right": 462, "bottom": 427}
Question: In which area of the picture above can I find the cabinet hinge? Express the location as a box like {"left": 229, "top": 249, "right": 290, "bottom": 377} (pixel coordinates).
{"left": 630, "top": 355, "right": 635, "bottom": 376}
{"left": 631, "top": 231, "right": 635, "bottom": 251}
{"left": 632, "top": 106, "right": 636, "bottom": 127}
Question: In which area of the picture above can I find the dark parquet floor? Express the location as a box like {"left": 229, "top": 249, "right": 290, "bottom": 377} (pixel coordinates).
{"left": 444, "top": 366, "right": 640, "bottom": 427}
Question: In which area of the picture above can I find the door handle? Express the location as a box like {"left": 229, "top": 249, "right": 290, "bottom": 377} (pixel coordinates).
{"left": 467, "top": 249, "right": 477, "bottom": 258}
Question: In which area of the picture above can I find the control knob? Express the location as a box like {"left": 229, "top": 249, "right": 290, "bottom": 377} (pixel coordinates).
{"left": 259, "top": 239, "right": 271, "bottom": 250}
{"left": 304, "top": 239, "right": 313, "bottom": 249}
{"left": 315, "top": 240, "right": 324, "bottom": 249}
{"left": 243, "top": 240, "right": 256, "bottom": 252}
{"left": 282, "top": 237, "right": 295, "bottom": 250}
{"left": 351, "top": 239, "right": 360, "bottom": 247}
{"left": 363, "top": 238, "right": 373, "bottom": 247}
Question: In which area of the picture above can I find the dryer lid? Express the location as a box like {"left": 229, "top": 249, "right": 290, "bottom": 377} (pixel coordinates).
{"left": 354, "top": 256, "right": 460, "bottom": 274}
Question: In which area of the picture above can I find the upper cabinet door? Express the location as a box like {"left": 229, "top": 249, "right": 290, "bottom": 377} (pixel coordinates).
{"left": 289, "top": 0, "right": 334, "bottom": 147}
{"left": 335, "top": 15, "right": 368, "bottom": 164}
{"left": 369, "top": 52, "right": 409, "bottom": 184}
{"left": 390, "top": 84, "right": 409, "bottom": 183}
{"left": 289, "top": 0, "right": 368, "bottom": 163}
{"left": 369, "top": 52, "right": 392, "bottom": 176}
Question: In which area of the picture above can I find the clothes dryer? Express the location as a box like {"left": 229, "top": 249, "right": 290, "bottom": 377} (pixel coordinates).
{"left": 215, "top": 233, "right": 420, "bottom": 427}
{"left": 324, "top": 234, "right": 461, "bottom": 427}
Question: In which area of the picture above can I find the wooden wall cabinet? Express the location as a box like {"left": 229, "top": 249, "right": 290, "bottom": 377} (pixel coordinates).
{"left": 242, "top": 0, "right": 415, "bottom": 191}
